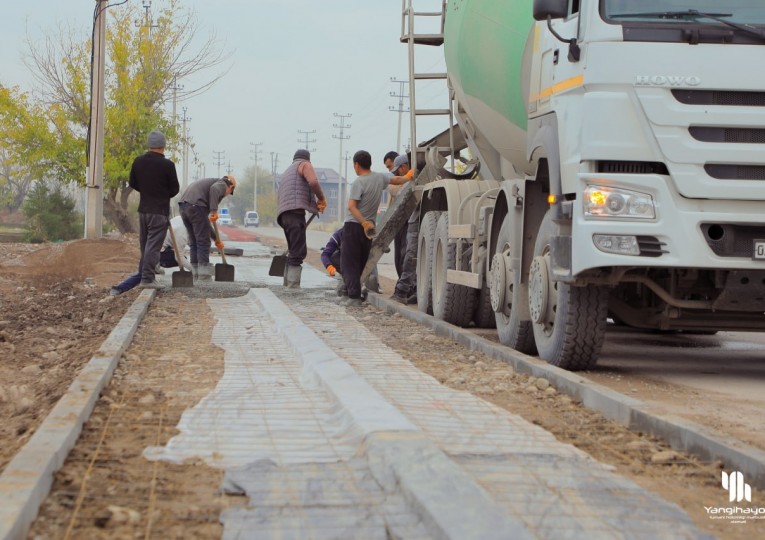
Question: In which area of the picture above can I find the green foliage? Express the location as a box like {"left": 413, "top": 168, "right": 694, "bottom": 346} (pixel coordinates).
{"left": 22, "top": 182, "right": 82, "bottom": 242}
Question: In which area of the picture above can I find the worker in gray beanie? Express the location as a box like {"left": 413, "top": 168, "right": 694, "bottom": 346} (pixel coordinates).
{"left": 276, "top": 149, "right": 328, "bottom": 288}
{"left": 128, "top": 129, "right": 179, "bottom": 290}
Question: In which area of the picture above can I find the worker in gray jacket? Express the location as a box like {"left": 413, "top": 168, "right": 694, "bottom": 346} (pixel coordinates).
{"left": 277, "top": 149, "right": 327, "bottom": 288}
{"left": 178, "top": 175, "right": 237, "bottom": 281}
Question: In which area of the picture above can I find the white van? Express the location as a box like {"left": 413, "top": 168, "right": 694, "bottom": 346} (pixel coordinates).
{"left": 218, "top": 208, "right": 232, "bottom": 226}
{"left": 244, "top": 211, "right": 259, "bottom": 228}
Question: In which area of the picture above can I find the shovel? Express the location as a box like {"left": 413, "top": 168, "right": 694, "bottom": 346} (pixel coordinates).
{"left": 212, "top": 221, "right": 235, "bottom": 282}
{"left": 168, "top": 223, "right": 194, "bottom": 287}
{"left": 268, "top": 213, "right": 317, "bottom": 277}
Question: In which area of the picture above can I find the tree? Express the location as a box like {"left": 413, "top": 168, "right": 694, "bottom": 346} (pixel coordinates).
{"left": 23, "top": 181, "right": 82, "bottom": 242}
{"left": 0, "top": 86, "right": 61, "bottom": 212}
{"left": 23, "top": 0, "right": 230, "bottom": 232}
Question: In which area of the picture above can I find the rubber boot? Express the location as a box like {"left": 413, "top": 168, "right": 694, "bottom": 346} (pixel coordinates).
{"left": 285, "top": 265, "right": 302, "bottom": 289}
{"left": 197, "top": 263, "right": 213, "bottom": 282}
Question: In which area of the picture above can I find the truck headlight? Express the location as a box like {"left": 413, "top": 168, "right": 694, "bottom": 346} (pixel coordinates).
{"left": 584, "top": 185, "right": 655, "bottom": 219}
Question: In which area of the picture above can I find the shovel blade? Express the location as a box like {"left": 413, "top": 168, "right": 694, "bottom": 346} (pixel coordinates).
{"left": 172, "top": 269, "right": 194, "bottom": 288}
{"left": 268, "top": 254, "right": 287, "bottom": 277}
{"left": 215, "top": 263, "right": 235, "bottom": 282}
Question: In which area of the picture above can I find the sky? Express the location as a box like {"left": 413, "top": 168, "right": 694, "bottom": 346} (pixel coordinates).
{"left": 0, "top": 0, "right": 449, "bottom": 182}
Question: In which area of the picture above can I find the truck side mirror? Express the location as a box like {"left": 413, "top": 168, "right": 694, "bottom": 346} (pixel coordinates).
{"left": 533, "top": 0, "right": 568, "bottom": 21}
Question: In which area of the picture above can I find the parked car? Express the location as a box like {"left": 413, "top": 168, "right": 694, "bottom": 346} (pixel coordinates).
{"left": 218, "top": 208, "right": 232, "bottom": 226}
{"left": 244, "top": 211, "right": 259, "bottom": 228}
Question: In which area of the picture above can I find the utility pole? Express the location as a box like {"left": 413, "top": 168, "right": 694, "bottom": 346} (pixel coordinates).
{"left": 270, "top": 152, "right": 280, "bottom": 192}
{"left": 389, "top": 77, "right": 410, "bottom": 154}
{"left": 226, "top": 161, "right": 233, "bottom": 176}
{"left": 171, "top": 77, "right": 183, "bottom": 132}
{"left": 332, "top": 113, "right": 352, "bottom": 223}
{"left": 250, "top": 142, "right": 263, "bottom": 212}
{"left": 85, "top": 0, "right": 107, "bottom": 239}
{"left": 297, "top": 129, "right": 317, "bottom": 152}
{"left": 212, "top": 150, "right": 226, "bottom": 178}
{"left": 343, "top": 151, "right": 350, "bottom": 187}
{"left": 180, "top": 107, "right": 191, "bottom": 193}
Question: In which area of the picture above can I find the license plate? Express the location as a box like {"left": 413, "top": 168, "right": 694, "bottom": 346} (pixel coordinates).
{"left": 754, "top": 239, "right": 765, "bottom": 260}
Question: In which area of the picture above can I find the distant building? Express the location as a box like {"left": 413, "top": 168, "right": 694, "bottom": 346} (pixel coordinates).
{"left": 315, "top": 168, "right": 348, "bottom": 221}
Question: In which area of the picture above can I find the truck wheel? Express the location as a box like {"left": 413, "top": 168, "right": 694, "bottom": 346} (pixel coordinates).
{"left": 528, "top": 211, "right": 608, "bottom": 370}
{"left": 417, "top": 211, "right": 441, "bottom": 314}
{"left": 473, "top": 274, "right": 497, "bottom": 328}
{"left": 432, "top": 213, "right": 477, "bottom": 326}
{"left": 490, "top": 215, "right": 535, "bottom": 353}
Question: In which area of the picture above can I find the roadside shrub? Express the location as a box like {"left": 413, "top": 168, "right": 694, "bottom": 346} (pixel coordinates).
{"left": 22, "top": 182, "right": 83, "bottom": 242}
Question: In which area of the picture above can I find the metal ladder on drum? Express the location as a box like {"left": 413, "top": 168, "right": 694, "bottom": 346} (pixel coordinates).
{"left": 400, "top": 0, "right": 457, "bottom": 174}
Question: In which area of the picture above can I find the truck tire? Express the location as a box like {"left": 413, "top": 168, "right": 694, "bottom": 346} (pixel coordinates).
{"left": 473, "top": 277, "right": 497, "bottom": 329}
{"left": 529, "top": 211, "right": 609, "bottom": 370}
{"left": 417, "top": 211, "right": 441, "bottom": 314}
{"left": 491, "top": 215, "right": 535, "bottom": 353}
{"left": 432, "top": 213, "right": 477, "bottom": 326}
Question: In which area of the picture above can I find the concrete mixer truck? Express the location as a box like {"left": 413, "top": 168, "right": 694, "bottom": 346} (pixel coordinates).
{"left": 372, "top": 0, "right": 765, "bottom": 370}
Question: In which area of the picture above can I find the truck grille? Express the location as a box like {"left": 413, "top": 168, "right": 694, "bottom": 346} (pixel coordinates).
{"left": 637, "top": 236, "right": 667, "bottom": 257}
{"left": 672, "top": 89, "right": 765, "bottom": 107}
{"left": 704, "top": 165, "right": 765, "bottom": 181}
{"left": 701, "top": 223, "right": 765, "bottom": 257}
{"left": 597, "top": 161, "right": 669, "bottom": 174}
{"left": 689, "top": 126, "right": 765, "bottom": 144}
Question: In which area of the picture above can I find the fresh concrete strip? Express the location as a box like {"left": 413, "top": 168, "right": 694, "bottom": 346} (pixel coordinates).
{"left": 254, "top": 288, "right": 535, "bottom": 539}
{"left": 0, "top": 290, "right": 155, "bottom": 540}
{"left": 368, "top": 293, "right": 765, "bottom": 490}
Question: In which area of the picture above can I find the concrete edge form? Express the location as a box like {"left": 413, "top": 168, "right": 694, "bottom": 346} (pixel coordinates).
{"left": 0, "top": 290, "right": 156, "bottom": 540}
{"left": 368, "top": 293, "right": 765, "bottom": 489}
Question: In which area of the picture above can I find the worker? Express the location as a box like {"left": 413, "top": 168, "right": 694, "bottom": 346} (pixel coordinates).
{"left": 128, "top": 130, "right": 180, "bottom": 290}
{"left": 178, "top": 175, "right": 237, "bottom": 281}
{"left": 390, "top": 154, "right": 419, "bottom": 304}
{"left": 341, "top": 150, "right": 412, "bottom": 307}
{"left": 109, "top": 216, "right": 192, "bottom": 295}
{"left": 320, "top": 226, "right": 381, "bottom": 298}
{"left": 277, "top": 149, "right": 328, "bottom": 288}
{"left": 383, "top": 150, "right": 408, "bottom": 278}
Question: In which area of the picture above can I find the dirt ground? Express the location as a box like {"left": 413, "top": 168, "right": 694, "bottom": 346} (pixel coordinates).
{"left": 0, "top": 238, "right": 140, "bottom": 473}
{"left": 2, "top": 232, "right": 762, "bottom": 539}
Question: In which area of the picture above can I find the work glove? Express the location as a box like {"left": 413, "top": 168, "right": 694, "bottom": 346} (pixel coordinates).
{"left": 215, "top": 240, "right": 224, "bottom": 250}
{"left": 317, "top": 198, "right": 327, "bottom": 213}
{"left": 327, "top": 264, "right": 336, "bottom": 277}
{"left": 209, "top": 212, "right": 219, "bottom": 223}
{"left": 405, "top": 169, "right": 414, "bottom": 180}
{"left": 362, "top": 220, "right": 376, "bottom": 239}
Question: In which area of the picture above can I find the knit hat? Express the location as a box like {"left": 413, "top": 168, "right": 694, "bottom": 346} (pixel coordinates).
{"left": 147, "top": 130, "right": 166, "bottom": 149}
{"left": 392, "top": 154, "right": 409, "bottom": 171}
{"left": 293, "top": 149, "right": 310, "bottom": 161}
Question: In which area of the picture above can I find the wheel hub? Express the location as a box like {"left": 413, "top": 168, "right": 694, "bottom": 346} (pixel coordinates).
{"left": 528, "top": 255, "right": 550, "bottom": 324}
{"left": 489, "top": 253, "right": 506, "bottom": 313}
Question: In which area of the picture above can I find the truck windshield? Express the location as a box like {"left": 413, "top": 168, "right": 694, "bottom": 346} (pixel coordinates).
{"left": 603, "top": 1, "right": 765, "bottom": 26}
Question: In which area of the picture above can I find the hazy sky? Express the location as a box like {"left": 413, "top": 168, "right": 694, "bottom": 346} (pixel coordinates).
{"left": 0, "top": 0, "right": 449, "bottom": 182}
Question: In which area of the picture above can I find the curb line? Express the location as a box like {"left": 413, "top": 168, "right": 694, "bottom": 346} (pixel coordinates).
{"left": 0, "top": 290, "right": 155, "bottom": 540}
{"left": 368, "top": 293, "right": 765, "bottom": 489}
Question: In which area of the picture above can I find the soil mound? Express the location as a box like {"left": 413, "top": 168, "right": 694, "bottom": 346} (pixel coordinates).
{"left": 1, "top": 239, "right": 139, "bottom": 287}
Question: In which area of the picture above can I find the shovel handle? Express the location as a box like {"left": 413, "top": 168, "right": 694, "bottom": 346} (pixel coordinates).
{"left": 306, "top": 213, "right": 317, "bottom": 227}
{"left": 212, "top": 220, "right": 227, "bottom": 265}
{"left": 167, "top": 221, "right": 183, "bottom": 268}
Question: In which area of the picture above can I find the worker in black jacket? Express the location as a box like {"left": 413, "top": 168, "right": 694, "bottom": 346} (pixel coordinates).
{"left": 128, "top": 130, "right": 179, "bottom": 289}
